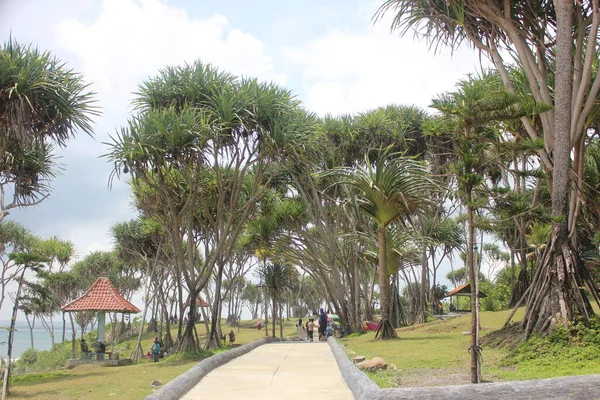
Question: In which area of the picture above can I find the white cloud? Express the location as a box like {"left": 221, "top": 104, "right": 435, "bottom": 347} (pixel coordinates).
{"left": 3, "top": 0, "right": 284, "bottom": 260}
{"left": 283, "top": 9, "right": 490, "bottom": 116}
{"left": 51, "top": 0, "right": 284, "bottom": 155}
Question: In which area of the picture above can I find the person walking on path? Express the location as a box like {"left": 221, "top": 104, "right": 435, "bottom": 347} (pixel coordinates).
{"left": 152, "top": 338, "right": 161, "bottom": 363}
{"left": 296, "top": 318, "right": 307, "bottom": 341}
{"left": 306, "top": 318, "right": 314, "bottom": 342}
{"left": 318, "top": 309, "right": 327, "bottom": 341}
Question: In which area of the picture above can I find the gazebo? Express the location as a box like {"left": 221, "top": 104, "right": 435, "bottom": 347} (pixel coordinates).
{"left": 445, "top": 283, "right": 487, "bottom": 312}
{"left": 62, "top": 277, "right": 140, "bottom": 343}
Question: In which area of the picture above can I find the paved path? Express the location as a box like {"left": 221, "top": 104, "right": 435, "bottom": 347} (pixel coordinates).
{"left": 181, "top": 342, "right": 353, "bottom": 400}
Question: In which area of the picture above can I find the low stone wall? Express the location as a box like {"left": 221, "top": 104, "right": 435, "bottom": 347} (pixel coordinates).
{"left": 145, "top": 337, "right": 284, "bottom": 400}
{"left": 327, "top": 337, "right": 600, "bottom": 400}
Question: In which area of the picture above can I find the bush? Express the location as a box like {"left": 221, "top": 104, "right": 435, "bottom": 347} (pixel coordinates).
{"left": 19, "top": 348, "right": 38, "bottom": 365}
{"left": 503, "top": 317, "right": 600, "bottom": 369}
{"left": 14, "top": 344, "right": 71, "bottom": 374}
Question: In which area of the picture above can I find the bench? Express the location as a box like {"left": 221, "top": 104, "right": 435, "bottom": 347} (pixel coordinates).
{"left": 95, "top": 352, "right": 113, "bottom": 360}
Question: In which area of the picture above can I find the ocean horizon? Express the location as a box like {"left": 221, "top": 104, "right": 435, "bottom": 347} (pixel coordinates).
{"left": 0, "top": 319, "right": 66, "bottom": 360}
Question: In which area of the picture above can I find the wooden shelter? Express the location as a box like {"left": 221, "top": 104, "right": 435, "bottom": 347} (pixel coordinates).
{"left": 62, "top": 277, "right": 140, "bottom": 343}
{"left": 445, "top": 283, "right": 487, "bottom": 312}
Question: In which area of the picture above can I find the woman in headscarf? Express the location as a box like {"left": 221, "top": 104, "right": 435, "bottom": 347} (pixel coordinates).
{"left": 318, "top": 308, "right": 327, "bottom": 341}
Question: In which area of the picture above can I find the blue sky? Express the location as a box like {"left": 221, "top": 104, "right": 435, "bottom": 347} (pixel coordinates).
{"left": 0, "top": 0, "right": 487, "bottom": 317}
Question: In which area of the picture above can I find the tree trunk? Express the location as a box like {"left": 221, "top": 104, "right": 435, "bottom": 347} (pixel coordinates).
{"left": 521, "top": 0, "right": 598, "bottom": 337}
{"left": 206, "top": 265, "right": 225, "bottom": 350}
{"left": 61, "top": 312, "right": 66, "bottom": 343}
{"left": 69, "top": 313, "right": 77, "bottom": 360}
{"left": 271, "top": 297, "right": 276, "bottom": 338}
{"left": 279, "top": 302, "right": 283, "bottom": 339}
{"left": 414, "top": 250, "right": 428, "bottom": 324}
{"left": 467, "top": 202, "right": 480, "bottom": 384}
{"left": 25, "top": 314, "right": 35, "bottom": 349}
{"left": 375, "top": 226, "right": 397, "bottom": 340}
{"left": 3, "top": 267, "right": 26, "bottom": 399}
{"left": 131, "top": 268, "right": 154, "bottom": 362}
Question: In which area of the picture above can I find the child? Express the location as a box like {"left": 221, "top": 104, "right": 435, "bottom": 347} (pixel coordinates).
{"left": 306, "top": 318, "right": 314, "bottom": 342}
{"left": 152, "top": 338, "right": 161, "bottom": 363}
{"left": 325, "top": 323, "right": 333, "bottom": 339}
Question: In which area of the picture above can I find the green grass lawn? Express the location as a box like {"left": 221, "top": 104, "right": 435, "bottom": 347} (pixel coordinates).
{"left": 10, "top": 319, "right": 299, "bottom": 400}
{"left": 340, "top": 308, "right": 600, "bottom": 388}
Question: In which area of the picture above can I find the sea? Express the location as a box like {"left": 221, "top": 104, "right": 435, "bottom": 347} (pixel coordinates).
{"left": 0, "top": 320, "right": 62, "bottom": 360}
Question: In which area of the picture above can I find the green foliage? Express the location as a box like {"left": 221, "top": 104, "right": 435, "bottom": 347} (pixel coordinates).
{"left": 0, "top": 39, "right": 98, "bottom": 214}
{"left": 479, "top": 280, "right": 510, "bottom": 311}
{"left": 14, "top": 343, "right": 71, "bottom": 374}
{"left": 19, "top": 348, "right": 38, "bottom": 365}
{"left": 504, "top": 318, "right": 600, "bottom": 369}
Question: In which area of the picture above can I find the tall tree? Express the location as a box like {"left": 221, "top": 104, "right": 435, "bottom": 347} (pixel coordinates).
{"left": 377, "top": 0, "right": 600, "bottom": 338}
{"left": 2, "top": 250, "right": 50, "bottom": 399}
{"left": 319, "top": 148, "right": 436, "bottom": 339}
{"left": 430, "top": 72, "right": 550, "bottom": 382}
{"left": 106, "top": 61, "right": 318, "bottom": 351}
{"left": 0, "top": 39, "right": 98, "bottom": 222}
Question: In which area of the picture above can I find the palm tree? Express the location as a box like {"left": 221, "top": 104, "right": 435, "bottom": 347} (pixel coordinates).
{"left": 258, "top": 262, "right": 292, "bottom": 339}
{"left": 320, "top": 148, "right": 436, "bottom": 339}
{"left": 244, "top": 188, "right": 304, "bottom": 337}
{"left": 0, "top": 39, "right": 98, "bottom": 222}
{"left": 110, "top": 219, "right": 164, "bottom": 361}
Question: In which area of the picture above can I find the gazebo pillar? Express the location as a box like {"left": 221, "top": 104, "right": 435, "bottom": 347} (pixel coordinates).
{"left": 97, "top": 311, "right": 106, "bottom": 342}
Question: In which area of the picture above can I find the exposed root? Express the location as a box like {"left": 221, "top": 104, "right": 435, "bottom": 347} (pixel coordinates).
{"left": 521, "top": 228, "right": 598, "bottom": 339}
{"left": 374, "top": 319, "right": 398, "bottom": 340}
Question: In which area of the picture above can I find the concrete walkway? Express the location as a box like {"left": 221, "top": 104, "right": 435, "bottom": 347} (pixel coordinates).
{"left": 181, "top": 342, "right": 353, "bottom": 400}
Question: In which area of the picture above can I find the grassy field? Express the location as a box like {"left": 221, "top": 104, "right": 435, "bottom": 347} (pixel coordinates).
{"left": 10, "top": 319, "right": 299, "bottom": 400}
{"left": 340, "top": 308, "right": 600, "bottom": 388}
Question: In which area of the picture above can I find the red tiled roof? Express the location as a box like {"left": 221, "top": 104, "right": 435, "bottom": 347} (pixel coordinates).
{"left": 191, "top": 297, "right": 210, "bottom": 307}
{"left": 446, "top": 283, "right": 487, "bottom": 298}
{"left": 61, "top": 277, "right": 140, "bottom": 313}
{"left": 446, "top": 283, "right": 470, "bottom": 297}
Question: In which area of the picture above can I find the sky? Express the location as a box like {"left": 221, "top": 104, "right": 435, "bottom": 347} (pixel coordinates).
{"left": 0, "top": 0, "right": 488, "bottom": 318}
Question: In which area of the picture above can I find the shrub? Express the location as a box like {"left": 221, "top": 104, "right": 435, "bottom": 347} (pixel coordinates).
{"left": 19, "top": 348, "right": 38, "bottom": 365}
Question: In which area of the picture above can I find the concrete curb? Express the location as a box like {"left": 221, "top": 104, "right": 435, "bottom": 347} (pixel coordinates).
{"left": 145, "top": 336, "right": 284, "bottom": 400}
{"left": 327, "top": 337, "right": 379, "bottom": 400}
{"left": 327, "top": 337, "right": 600, "bottom": 400}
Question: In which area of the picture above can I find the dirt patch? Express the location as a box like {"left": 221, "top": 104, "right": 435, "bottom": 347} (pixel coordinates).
{"left": 480, "top": 322, "right": 523, "bottom": 351}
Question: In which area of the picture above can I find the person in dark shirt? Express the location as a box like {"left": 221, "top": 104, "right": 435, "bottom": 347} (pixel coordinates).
{"left": 318, "top": 309, "right": 327, "bottom": 341}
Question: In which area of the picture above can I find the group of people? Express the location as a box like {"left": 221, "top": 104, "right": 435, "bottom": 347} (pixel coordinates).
{"left": 296, "top": 308, "right": 341, "bottom": 342}
{"left": 79, "top": 338, "right": 106, "bottom": 360}
{"left": 146, "top": 337, "right": 165, "bottom": 362}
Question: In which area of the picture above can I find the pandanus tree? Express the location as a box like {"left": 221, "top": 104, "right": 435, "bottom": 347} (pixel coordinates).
{"left": 377, "top": 0, "right": 600, "bottom": 341}
{"left": 257, "top": 262, "right": 292, "bottom": 338}
{"left": 429, "top": 72, "right": 550, "bottom": 383}
{"left": 319, "top": 148, "right": 436, "bottom": 339}
{"left": 0, "top": 221, "right": 36, "bottom": 311}
{"left": 244, "top": 186, "right": 306, "bottom": 336}
{"left": 0, "top": 39, "right": 98, "bottom": 223}
{"left": 110, "top": 218, "right": 164, "bottom": 361}
{"left": 3, "top": 250, "right": 51, "bottom": 399}
{"left": 106, "top": 61, "right": 318, "bottom": 351}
